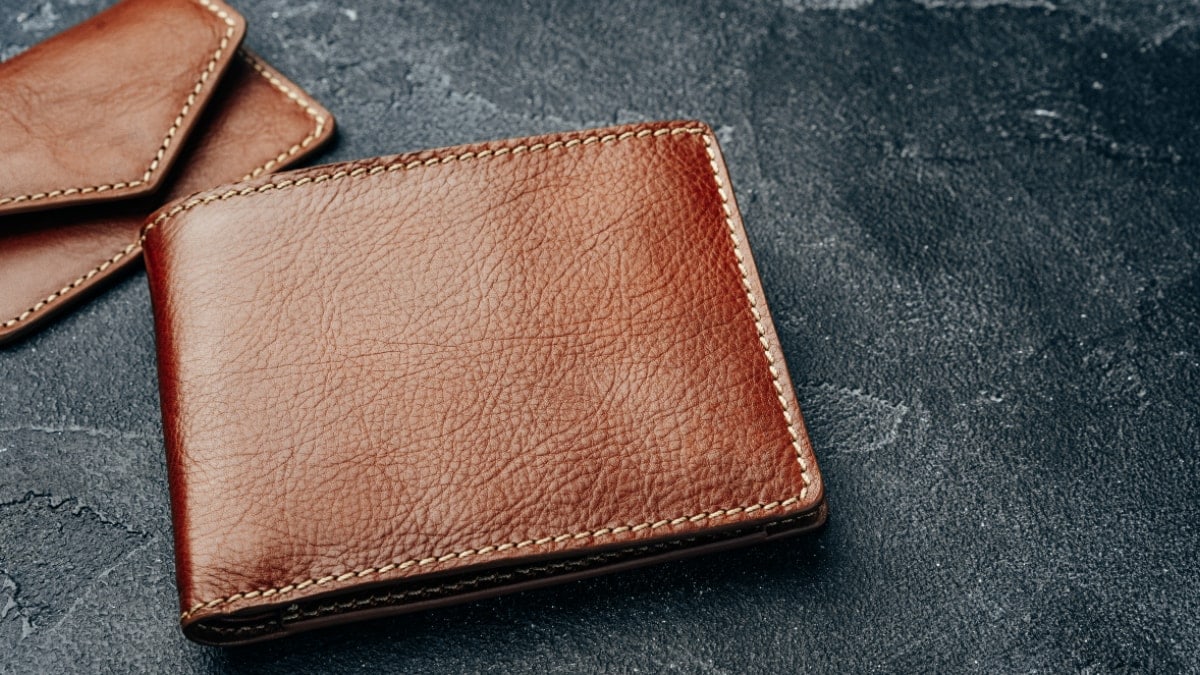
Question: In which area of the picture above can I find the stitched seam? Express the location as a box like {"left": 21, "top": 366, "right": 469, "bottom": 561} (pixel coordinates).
{"left": 235, "top": 51, "right": 328, "bottom": 181}
{"left": 168, "top": 124, "right": 814, "bottom": 621}
{"left": 192, "top": 511, "right": 809, "bottom": 638}
{"left": 0, "top": 0, "right": 237, "bottom": 209}
{"left": 145, "top": 127, "right": 704, "bottom": 241}
{"left": 196, "top": 542, "right": 677, "bottom": 636}
{"left": 0, "top": 52, "right": 327, "bottom": 331}
{"left": 182, "top": 498, "right": 805, "bottom": 621}
{"left": 699, "top": 133, "right": 812, "bottom": 484}
{"left": 0, "top": 245, "right": 143, "bottom": 331}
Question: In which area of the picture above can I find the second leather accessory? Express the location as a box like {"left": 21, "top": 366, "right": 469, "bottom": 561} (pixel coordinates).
{"left": 142, "top": 120, "right": 826, "bottom": 644}
{"left": 0, "top": 0, "right": 335, "bottom": 344}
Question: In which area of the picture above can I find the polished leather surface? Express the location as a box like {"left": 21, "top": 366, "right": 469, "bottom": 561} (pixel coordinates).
{"left": 143, "top": 121, "right": 825, "bottom": 643}
{"left": 0, "top": 0, "right": 245, "bottom": 215}
{"left": 0, "top": 6, "right": 334, "bottom": 346}
{"left": 3, "top": 0, "right": 1198, "bottom": 670}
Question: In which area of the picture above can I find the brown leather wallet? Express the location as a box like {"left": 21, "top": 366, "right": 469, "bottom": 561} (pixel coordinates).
{"left": 0, "top": 0, "right": 335, "bottom": 344}
{"left": 143, "top": 120, "right": 826, "bottom": 645}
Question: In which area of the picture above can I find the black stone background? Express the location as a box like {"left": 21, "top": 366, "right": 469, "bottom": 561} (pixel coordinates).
{"left": 2, "top": 0, "right": 1198, "bottom": 672}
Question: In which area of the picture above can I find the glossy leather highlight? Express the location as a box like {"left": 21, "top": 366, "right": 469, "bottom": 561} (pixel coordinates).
{"left": 143, "top": 120, "right": 826, "bottom": 645}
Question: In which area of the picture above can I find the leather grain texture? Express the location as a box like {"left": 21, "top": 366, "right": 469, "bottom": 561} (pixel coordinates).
{"left": 6, "top": 0, "right": 1198, "bottom": 670}
{"left": 0, "top": 0, "right": 245, "bottom": 216}
{"left": 0, "top": 4, "right": 335, "bottom": 346}
{"left": 142, "top": 120, "right": 825, "bottom": 644}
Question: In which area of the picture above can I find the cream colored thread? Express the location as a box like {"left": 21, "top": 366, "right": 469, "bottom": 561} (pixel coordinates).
{"left": 164, "top": 124, "right": 814, "bottom": 622}
{"left": 0, "top": 0, "right": 236, "bottom": 209}
{"left": 181, "top": 498, "right": 804, "bottom": 620}
{"left": 0, "top": 52, "right": 328, "bottom": 331}
{"left": 698, "top": 133, "right": 812, "bottom": 484}
{"left": 0, "top": 242, "right": 142, "bottom": 329}
{"left": 140, "top": 127, "right": 703, "bottom": 242}
{"left": 236, "top": 51, "right": 328, "bottom": 180}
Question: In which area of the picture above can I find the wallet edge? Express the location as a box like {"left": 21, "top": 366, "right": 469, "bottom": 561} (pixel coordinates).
{"left": 143, "top": 121, "right": 826, "bottom": 639}
{"left": 183, "top": 499, "right": 829, "bottom": 645}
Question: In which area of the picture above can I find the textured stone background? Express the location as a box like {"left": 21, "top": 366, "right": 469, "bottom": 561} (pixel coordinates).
{"left": 2, "top": 0, "right": 1198, "bottom": 672}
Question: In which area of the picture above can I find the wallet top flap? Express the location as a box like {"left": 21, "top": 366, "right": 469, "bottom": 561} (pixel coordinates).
{"left": 0, "top": 0, "right": 246, "bottom": 216}
{"left": 143, "top": 121, "right": 824, "bottom": 635}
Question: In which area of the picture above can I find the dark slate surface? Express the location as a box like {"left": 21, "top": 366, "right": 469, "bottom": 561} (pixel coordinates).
{"left": 2, "top": 0, "right": 1198, "bottom": 672}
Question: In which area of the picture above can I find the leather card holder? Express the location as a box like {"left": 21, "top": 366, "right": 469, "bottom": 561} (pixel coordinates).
{"left": 142, "top": 120, "right": 826, "bottom": 645}
{"left": 0, "top": 0, "right": 335, "bottom": 345}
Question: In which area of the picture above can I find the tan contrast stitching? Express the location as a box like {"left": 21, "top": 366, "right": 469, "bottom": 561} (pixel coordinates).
{"left": 0, "top": 0, "right": 236, "bottom": 210}
{"left": 167, "top": 125, "right": 814, "bottom": 621}
{"left": 194, "top": 511, "right": 811, "bottom": 637}
{"left": 0, "top": 52, "right": 328, "bottom": 332}
{"left": 182, "top": 498, "right": 804, "bottom": 620}
{"left": 0, "top": 242, "right": 139, "bottom": 330}
{"left": 144, "top": 127, "right": 703, "bottom": 242}
{"left": 699, "top": 133, "right": 812, "bottom": 486}
{"left": 236, "top": 51, "right": 328, "bottom": 181}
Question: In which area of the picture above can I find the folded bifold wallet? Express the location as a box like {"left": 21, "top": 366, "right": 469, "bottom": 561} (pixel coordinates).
{"left": 0, "top": 0, "right": 334, "bottom": 344}
{"left": 142, "top": 120, "right": 827, "bottom": 645}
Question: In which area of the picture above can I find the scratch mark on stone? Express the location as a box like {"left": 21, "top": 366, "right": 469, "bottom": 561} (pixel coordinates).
{"left": 782, "top": 0, "right": 1059, "bottom": 11}
{"left": 15, "top": 3, "right": 60, "bottom": 32}
{"left": 781, "top": 0, "right": 873, "bottom": 10}
{"left": 267, "top": 0, "right": 321, "bottom": 20}
{"left": 919, "top": 0, "right": 1056, "bottom": 9}
{"left": 46, "top": 536, "right": 156, "bottom": 634}
{"left": 0, "top": 491, "right": 149, "bottom": 537}
{"left": 799, "top": 383, "right": 909, "bottom": 455}
{"left": 0, "top": 492, "right": 151, "bottom": 639}
{"left": 0, "top": 573, "right": 35, "bottom": 639}
{"left": 0, "top": 425, "right": 149, "bottom": 441}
